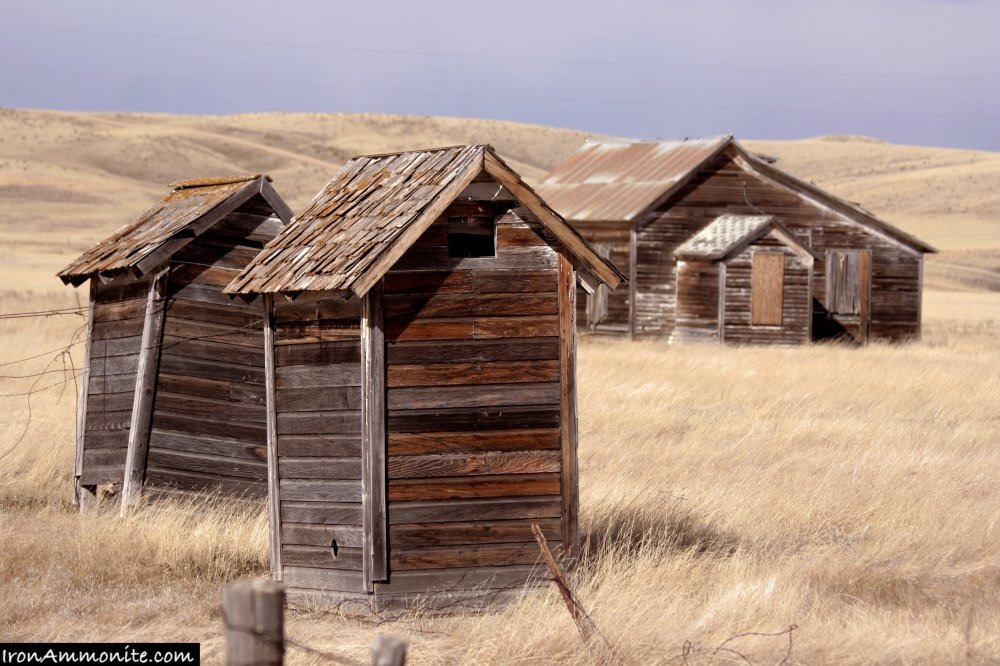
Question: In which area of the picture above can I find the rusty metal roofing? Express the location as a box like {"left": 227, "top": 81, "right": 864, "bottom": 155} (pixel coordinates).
{"left": 226, "top": 145, "right": 624, "bottom": 297}
{"left": 674, "top": 214, "right": 817, "bottom": 262}
{"left": 536, "top": 136, "right": 732, "bottom": 223}
{"left": 59, "top": 175, "right": 282, "bottom": 282}
{"left": 540, "top": 134, "right": 935, "bottom": 253}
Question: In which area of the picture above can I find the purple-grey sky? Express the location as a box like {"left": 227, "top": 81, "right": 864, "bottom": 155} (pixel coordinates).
{"left": 2, "top": 0, "right": 998, "bottom": 150}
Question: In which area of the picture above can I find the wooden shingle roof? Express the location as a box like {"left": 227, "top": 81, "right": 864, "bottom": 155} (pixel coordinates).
{"left": 59, "top": 174, "right": 292, "bottom": 284}
{"left": 226, "top": 145, "right": 624, "bottom": 298}
{"left": 674, "top": 214, "right": 817, "bottom": 262}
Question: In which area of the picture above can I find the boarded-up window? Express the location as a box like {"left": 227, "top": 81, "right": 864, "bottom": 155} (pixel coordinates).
{"left": 586, "top": 243, "right": 611, "bottom": 329}
{"left": 826, "top": 249, "right": 865, "bottom": 315}
{"left": 751, "top": 253, "right": 784, "bottom": 326}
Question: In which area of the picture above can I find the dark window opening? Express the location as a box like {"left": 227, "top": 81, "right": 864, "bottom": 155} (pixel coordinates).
{"left": 448, "top": 215, "right": 496, "bottom": 258}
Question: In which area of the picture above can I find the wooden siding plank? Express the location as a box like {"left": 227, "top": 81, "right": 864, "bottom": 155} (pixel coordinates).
{"left": 390, "top": 517, "right": 561, "bottom": 547}
{"left": 389, "top": 496, "right": 562, "bottom": 524}
{"left": 386, "top": 382, "right": 560, "bottom": 410}
{"left": 280, "top": 502, "right": 363, "bottom": 525}
{"left": 388, "top": 428, "right": 561, "bottom": 456}
{"left": 277, "top": 435, "right": 362, "bottom": 458}
{"left": 391, "top": 542, "right": 545, "bottom": 570}
{"left": 281, "top": 523, "right": 364, "bottom": 548}
{"left": 276, "top": 411, "right": 362, "bottom": 436}
{"left": 388, "top": 406, "right": 561, "bottom": 433}
{"left": 387, "top": 450, "right": 560, "bottom": 479}
{"left": 279, "top": 479, "right": 362, "bottom": 502}
{"left": 274, "top": 363, "right": 361, "bottom": 389}
{"left": 282, "top": 545, "right": 363, "bottom": 571}
{"left": 386, "top": 337, "right": 560, "bottom": 365}
{"left": 274, "top": 386, "right": 362, "bottom": 412}
{"left": 279, "top": 457, "right": 362, "bottom": 480}
{"left": 387, "top": 360, "right": 559, "bottom": 388}
{"left": 388, "top": 473, "right": 560, "bottom": 501}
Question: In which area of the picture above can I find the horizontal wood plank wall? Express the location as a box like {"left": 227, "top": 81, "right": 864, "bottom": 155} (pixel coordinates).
{"left": 272, "top": 294, "right": 365, "bottom": 596}
{"left": 635, "top": 149, "right": 922, "bottom": 341}
{"left": 379, "top": 203, "right": 563, "bottom": 594}
{"left": 722, "top": 234, "right": 811, "bottom": 345}
{"left": 571, "top": 224, "right": 630, "bottom": 334}
{"left": 144, "top": 207, "right": 278, "bottom": 497}
{"left": 671, "top": 261, "right": 721, "bottom": 343}
{"left": 79, "top": 274, "right": 151, "bottom": 485}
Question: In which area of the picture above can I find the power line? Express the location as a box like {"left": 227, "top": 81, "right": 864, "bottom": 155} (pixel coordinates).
{"left": 4, "top": 64, "right": 1000, "bottom": 123}
{"left": 1, "top": 22, "right": 996, "bottom": 84}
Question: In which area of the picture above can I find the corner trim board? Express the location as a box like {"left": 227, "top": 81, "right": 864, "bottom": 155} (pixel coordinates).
{"left": 263, "top": 294, "right": 283, "bottom": 580}
{"left": 362, "top": 281, "right": 388, "bottom": 590}
{"left": 120, "top": 266, "right": 169, "bottom": 511}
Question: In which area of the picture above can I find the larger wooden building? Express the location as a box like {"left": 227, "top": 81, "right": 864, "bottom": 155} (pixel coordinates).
{"left": 537, "top": 136, "right": 936, "bottom": 343}
{"left": 225, "top": 145, "right": 622, "bottom": 611}
{"left": 59, "top": 175, "right": 293, "bottom": 509}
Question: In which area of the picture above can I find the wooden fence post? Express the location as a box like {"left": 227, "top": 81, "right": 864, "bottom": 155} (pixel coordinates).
{"left": 372, "top": 635, "right": 407, "bottom": 666}
{"left": 222, "top": 579, "right": 285, "bottom": 666}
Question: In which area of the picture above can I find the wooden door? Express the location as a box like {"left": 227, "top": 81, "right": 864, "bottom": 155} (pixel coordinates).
{"left": 826, "top": 249, "right": 872, "bottom": 342}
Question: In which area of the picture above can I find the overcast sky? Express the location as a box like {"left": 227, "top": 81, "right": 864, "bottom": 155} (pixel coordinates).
{"left": 2, "top": 0, "right": 998, "bottom": 150}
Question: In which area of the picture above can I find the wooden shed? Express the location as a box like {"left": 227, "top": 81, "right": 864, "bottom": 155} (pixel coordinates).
{"left": 59, "top": 174, "right": 293, "bottom": 509}
{"left": 224, "top": 145, "right": 623, "bottom": 611}
{"left": 537, "top": 136, "right": 936, "bottom": 344}
{"left": 672, "top": 215, "right": 817, "bottom": 345}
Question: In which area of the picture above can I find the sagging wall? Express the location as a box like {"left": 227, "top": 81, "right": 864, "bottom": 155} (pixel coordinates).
{"left": 79, "top": 275, "right": 151, "bottom": 486}
{"left": 721, "top": 235, "right": 812, "bottom": 346}
{"left": 378, "top": 202, "right": 565, "bottom": 602}
{"left": 76, "top": 197, "right": 283, "bottom": 495}
{"left": 144, "top": 211, "right": 281, "bottom": 497}
{"left": 635, "top": 150, "right": 922, "bottom": 342}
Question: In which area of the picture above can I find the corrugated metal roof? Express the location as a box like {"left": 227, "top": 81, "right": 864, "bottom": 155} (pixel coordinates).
{"left": 674, "top": 215, "right": 775, "bottom": 260}
{"left": 536, "top": 136, "right": 732, "bottom": 222}
{"left": 59, "top": 175, "right": 266, "bottom": 281}
{"left": 226, "top": 145, "right": 625, "bottom": 297}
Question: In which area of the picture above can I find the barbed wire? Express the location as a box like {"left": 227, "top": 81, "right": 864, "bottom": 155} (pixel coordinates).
{"left": 0, "top": 306, "right": 86, "bottom": 320}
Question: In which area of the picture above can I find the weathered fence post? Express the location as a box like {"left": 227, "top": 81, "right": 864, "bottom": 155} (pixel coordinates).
{"left": 222, "top": 579, "right": 285, "bottom": 666}
{"left": 372, "top": 635, "right": 407, "bottom": 666}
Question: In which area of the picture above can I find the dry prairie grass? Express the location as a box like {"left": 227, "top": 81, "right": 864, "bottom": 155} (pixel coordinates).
{"left": 1, "top": 113, "right": 999, "bottom": 662}
{"left": 1, "top": 289, "right": 998, "bottom": 664}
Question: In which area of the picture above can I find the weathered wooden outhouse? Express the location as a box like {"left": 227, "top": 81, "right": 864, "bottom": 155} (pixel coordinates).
{"left": 672, "top": 215, "right": 817, "bottom": 345}
{"left": 59, "top": 174, "right": 293, "bottom": 508}
{"left": 225, "top": 145, "right": 622, "bottom": 611}
{"left": 537, "top": 136, "right": 936, "bottom": 343}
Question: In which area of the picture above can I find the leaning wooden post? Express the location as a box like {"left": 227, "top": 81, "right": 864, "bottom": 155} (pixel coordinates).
{"left": 120, "top": 267, "right": 169, "bottom": 511}
{"left": 222, "top": 579, "right": 285, "bottom": 666}
{"left": 372, "top": 635, "right": 407, "bottom": 666}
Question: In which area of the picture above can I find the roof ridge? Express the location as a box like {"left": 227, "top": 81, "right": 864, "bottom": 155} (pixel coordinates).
{"left": 583, "top": 134, "right": 732, "bottom": 147}
{"left": 169, "top": 174, "right": 266, "bottom": 190}
{"left": 348, "top": 144, "right": 491, "bottom": 161}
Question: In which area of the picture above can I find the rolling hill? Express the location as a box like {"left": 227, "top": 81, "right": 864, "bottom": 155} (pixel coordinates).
{"left": 1, "top": 108, "right": 997, "bottom": 298}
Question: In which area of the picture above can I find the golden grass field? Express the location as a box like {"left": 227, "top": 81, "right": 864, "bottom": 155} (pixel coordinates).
{"left": 1, "top": 109, "right": 998, "bottom": 663}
